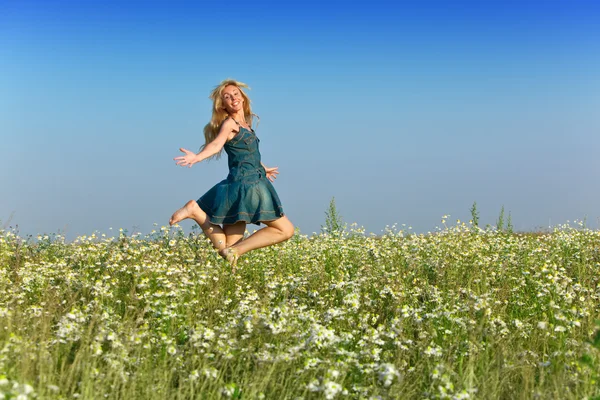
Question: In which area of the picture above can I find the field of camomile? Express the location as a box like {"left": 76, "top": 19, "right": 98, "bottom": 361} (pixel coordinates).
{"left": 2, "top": 216, "right": 600, "bottom": 399}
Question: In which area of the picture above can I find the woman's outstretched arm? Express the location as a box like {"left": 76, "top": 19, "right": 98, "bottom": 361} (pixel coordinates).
{"left": 174, "top": 119, "right": 237, "bottom": 167}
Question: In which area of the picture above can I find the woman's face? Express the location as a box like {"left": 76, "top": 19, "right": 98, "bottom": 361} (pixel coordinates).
{"left": 221, "top": 85, "right": 244, "bottom": 113}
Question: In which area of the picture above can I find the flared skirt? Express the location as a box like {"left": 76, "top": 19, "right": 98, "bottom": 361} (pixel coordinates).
{"left": 197, "top": 176, "right": 284, "bottom": 225}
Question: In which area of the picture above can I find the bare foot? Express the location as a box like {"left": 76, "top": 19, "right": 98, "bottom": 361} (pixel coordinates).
{"left": 169, "top": 200, "right": 202, "bottom": 226}
{"left": 219, "top": 247, "right": 239, "bottom": 272}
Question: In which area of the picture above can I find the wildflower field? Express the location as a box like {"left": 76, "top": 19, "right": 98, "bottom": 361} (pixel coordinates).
{"left": 1, "top": 222, "right": 600, "bottom": 399}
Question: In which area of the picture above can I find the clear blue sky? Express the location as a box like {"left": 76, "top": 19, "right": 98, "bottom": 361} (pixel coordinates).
{"left": 2, "top": 0, "right": 599, "bottom": 239}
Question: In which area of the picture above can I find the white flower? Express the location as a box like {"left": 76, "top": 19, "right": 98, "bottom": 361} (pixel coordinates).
{"left": 189, "top": 370, "right": 199, "bottom": 381}
{"left": 378, "top": 363, "right": 400, "bottom": 387}
{"left": 343, "top": 292, "right": 360, "bottom": 310}
{"left": 327, "top": 369, "right": 340, "bottom": 379}
{"left": 307, "top": 379, "right": 321, "bottom": 392}
{"left": 513, "top": 319, "right": 523, "bottom": 329}
{"left": 202, "top": 367, "right": 218, "bottom": 379}
{"left": 323, "top": 381, "right": 343, "bottom": 399}
{"left": 304, "top": 357, "right": 321, "bottom": 370}
{"left": 221, "top": 383, "right": 239, "bottom": 398}
{"left": 424, "top": 345, "right": 442, "bottom": 357}
{"left": 454, "top": 390, "right": 471, "bottom": 399}
{"left": 537, "top": 321, "right": 547, "bottom": 330}
{"left": 308, "top": 324, "right": 339, "bottom": 349}
{"left": 203, "top": 328, "right": 215, "bottom": 340}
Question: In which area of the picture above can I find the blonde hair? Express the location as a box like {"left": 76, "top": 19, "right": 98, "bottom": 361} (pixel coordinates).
{"left": 202, "top": 79, "right": 257, "bottom": 159}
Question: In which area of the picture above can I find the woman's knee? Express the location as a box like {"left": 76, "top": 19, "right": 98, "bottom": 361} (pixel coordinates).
{"left": 280, "top": 220, "right": 295, "bottom": 240}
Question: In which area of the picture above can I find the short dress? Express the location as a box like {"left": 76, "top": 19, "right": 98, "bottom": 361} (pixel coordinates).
{"left": 197, "top": 119, "right": 285, "bottom": 225}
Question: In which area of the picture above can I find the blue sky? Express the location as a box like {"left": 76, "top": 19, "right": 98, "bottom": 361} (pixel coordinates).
{"left": 2, "top": 0, "right": 599, "bottom": 239}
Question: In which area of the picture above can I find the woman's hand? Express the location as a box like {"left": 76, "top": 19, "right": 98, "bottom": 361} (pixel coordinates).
{"left": 264, "top": 166, "right": 279, "bottom": 182}
{"left": 174, "top": 148, "right": 198, "bottom": 168}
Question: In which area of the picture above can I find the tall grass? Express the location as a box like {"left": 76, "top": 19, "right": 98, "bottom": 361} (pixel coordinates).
{"left": 1, "top": 221, "right": 599, "bottom": 399}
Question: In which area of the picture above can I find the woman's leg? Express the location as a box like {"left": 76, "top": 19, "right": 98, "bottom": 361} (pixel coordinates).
{"left": 169, "top": 200, "right": 226, "bottom": 250}
{"left": 229, "top": 216, "right": 294, "bottom": 256}
{"left": 223, "top": 221, "right": 246, "bottom": 247}
{"left": 218, "top": 222, "right": 247, "bottom": 269}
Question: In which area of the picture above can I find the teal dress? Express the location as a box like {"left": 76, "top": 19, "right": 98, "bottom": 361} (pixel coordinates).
{"left": 197, "top": 119, "right": 285, "bottom": 225}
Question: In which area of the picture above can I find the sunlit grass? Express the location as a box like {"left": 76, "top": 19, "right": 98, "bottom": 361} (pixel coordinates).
{"left": 1, "top": 220, "right": 600, "bottom": 399}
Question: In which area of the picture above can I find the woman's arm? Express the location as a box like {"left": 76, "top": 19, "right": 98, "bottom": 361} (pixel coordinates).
{"left": 174, "top": 119, "right": 237, "bottom": 167}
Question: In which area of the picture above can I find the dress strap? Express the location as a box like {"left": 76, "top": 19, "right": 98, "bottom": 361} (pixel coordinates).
{"left": 230, "top": 117, "right": 253, "bottom": 131}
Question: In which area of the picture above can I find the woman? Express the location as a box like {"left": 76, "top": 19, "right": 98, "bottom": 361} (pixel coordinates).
{"left": 170, "top": 79, "right": 294, "bottom": 269}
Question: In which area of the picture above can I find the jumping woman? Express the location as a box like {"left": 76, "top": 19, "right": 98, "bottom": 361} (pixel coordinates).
{"left": 169, "top": 79, "right": 294, "bottom": 269}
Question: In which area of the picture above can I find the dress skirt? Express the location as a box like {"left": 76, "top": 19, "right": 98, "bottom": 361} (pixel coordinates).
{"left": 197, "top": 171, "right": 284, "bottom": 225}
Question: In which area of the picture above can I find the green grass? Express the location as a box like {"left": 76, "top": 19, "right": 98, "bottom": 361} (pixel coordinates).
{"left": 1, "top": 221, "right": 600, "bottom": 399}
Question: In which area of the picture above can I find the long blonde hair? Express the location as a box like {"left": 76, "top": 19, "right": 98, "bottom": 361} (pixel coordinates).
{"left": 202, "top": 79, "right": 257, "bottom": 159}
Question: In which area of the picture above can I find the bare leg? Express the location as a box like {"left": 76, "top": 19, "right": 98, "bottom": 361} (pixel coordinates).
{"left": 169, "top": 200, "right": 226, "bottom": 250}
{"left": 218, "top": 222, "right": 246, "bottom": 271}
{"left": 223, "top": 221, "right": 246, "bottom": 247}
{"left": 230, "top": 216, "right": 294, "bottom": 256}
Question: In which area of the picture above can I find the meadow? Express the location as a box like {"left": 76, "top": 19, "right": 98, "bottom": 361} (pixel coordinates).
{"left": 1, "top": 220, "right": 600, "bottom": 399}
